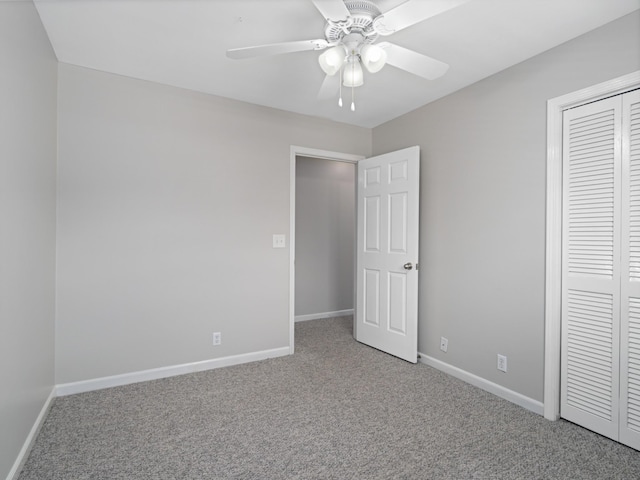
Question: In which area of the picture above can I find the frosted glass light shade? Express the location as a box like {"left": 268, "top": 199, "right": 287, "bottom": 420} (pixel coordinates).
{"left": 343, "top": 59, "right": 363, "bottom": 87}
{"left": 361, "top": 44, "right": 387, "bottom": 73}
{"left": 318, "top": 46, "right": 346, "bottom": 76}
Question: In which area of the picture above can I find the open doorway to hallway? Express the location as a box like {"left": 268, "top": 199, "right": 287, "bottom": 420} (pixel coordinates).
{"left": 294, "top": 155, "right": 356, "bottom": 321}
{"left": 289, "top": 147, "right": 363, "bottom": 353}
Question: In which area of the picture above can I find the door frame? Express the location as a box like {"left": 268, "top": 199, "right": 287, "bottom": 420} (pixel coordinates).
{"left": 289, "top": 146, "right": 365, "bottom": 354}
{"left": 544, "top": 70, "right": 640, "bottom": 420}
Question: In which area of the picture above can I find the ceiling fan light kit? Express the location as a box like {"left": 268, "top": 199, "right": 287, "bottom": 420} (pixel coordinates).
{"left": 343, "top": 56, "right": 364, "bottom": 87}
{"left": 360, "top": 44, "right": 387, "bottom": 73}
{"left": 227, "top": 0, "right": 471, "bottom": 111}
{"left": 318, "top": 46, "right": 346, "bottom": 76}
{"left": 318, "top": 39, "right": 387, "bottom": 77}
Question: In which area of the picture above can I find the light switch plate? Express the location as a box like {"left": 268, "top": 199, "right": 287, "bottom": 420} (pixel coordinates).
{"left": 273, "top": 234, "right": 286, "bottom": 248}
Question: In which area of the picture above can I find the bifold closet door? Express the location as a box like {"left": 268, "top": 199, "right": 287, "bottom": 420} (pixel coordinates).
{"left": 620, "top": 89, "right": 640, "bottom": 450}
{"left": 561, "top": 96, "right": 622, "bottom": 441}
{"left": 561, "top": 89, "right": 640, "bottom": 450}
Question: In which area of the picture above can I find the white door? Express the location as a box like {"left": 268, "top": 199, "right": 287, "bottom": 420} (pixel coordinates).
{"left": 620, "top": 89, "right": 640, "bottom": 450}
{"left": 560, "top": 96, "right": 622, "bottom": 440}
{"left": 561, "top": 89, "right": 640, "bottom": 450}
{"left": 355, "top": 146, "right": 419, "bottom": 363}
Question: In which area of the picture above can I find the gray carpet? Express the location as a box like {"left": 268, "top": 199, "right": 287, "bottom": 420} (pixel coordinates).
{"left": 18, "top": 316, "right": 640, "bottom": 479}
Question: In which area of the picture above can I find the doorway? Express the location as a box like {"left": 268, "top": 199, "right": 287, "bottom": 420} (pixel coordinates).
{"left": 289, "top": 146, "right": 364, "bottom": 354}
{"left": 295, "top": 156, "right": 356, "bottom": 321}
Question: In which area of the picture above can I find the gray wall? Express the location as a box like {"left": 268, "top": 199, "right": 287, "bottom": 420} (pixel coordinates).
{"left": 373, "top": 12, "right": 640, "bottom": 402}
{"left": 55, "top": 64, "right": 371, "bottom": 384}
{"left": 295, "top": 157, "right": 356, "bottom": 317}
{"left": 0, "top": 2, "right": 57, "bottom": 478}
{"left": 3, "top": 9, "right": 638, "bottom": 476}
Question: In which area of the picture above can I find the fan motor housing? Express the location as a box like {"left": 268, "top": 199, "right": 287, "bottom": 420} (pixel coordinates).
{"left": 324, "top": 0, "right": 381, "bottom": 45}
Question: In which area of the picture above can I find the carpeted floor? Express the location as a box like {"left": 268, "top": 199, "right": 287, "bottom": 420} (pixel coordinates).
{"left": 18, "top": 316, "right": 640, "bottom": 479}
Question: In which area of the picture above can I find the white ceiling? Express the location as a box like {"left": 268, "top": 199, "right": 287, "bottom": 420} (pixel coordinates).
{"left": 34, "top": 0, "right": 640, "bottom": 128}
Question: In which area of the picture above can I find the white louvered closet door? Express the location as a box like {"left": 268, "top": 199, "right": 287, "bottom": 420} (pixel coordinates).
{"left": 620, "top": 89, "right": 640, "bottom": 450}
{"left": 561, "top": 90, "right": 640, "bottom": 449}
{"left": 561, "top": 96, "right": 622, "bottom": 441}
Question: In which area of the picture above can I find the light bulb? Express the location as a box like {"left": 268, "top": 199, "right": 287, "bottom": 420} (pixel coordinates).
{"left": 338, "top": 97, "right": 343, "bottom": 107}
{"left": 351, "top": 101, "right": 355, "bottom": 112}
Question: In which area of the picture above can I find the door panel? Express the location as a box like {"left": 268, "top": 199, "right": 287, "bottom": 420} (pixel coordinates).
{"left": 363, "top": 269, "right": 380, "bottom": 327}
{"left": 364, "top": 196, "right": 381, "bottom": 251}
{"left": 356, "top": 146, "right": 419, "bottom": 363}
{"left": 620, "top": 89, "right": 640, "bottom": 450}
{"left": 389, "top": 193, "right": 408, "bottom": 253}
{"left": 561, "top": 96, "right": 621, "bottom": 441}
{"left": 388, "top": 272, "right": 407, "bottom": 334}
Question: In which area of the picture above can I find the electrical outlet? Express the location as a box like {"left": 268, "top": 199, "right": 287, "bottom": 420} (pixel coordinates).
{"left": 213, "top": 332, "right": 222, "bottom": 346}
{"left": 273, "top": 234, "right": 286, "bottom": 248}
{"left": 497, "top": 354, "right": 507, "bottom": 373}
{"left": 440, "top": 336, "right": 448, "bottom": 353}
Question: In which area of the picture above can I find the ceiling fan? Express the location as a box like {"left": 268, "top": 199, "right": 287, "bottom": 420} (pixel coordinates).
{"left": 226, "top": 0, "right": 470, "bottom": 111}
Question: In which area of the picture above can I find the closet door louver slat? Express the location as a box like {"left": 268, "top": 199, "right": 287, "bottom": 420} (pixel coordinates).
{"left": 561, "top": 96, "right": 621, "bottom": 441}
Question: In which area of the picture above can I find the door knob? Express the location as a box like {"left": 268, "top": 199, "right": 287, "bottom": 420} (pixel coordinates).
{"left": 403, "top": 262, "right": 413, "bottom": 270}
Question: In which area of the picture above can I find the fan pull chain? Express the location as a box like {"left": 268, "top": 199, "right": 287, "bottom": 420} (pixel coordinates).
{"left": 338, "top": 67, "right": 343, "bottom": 107}
{"left": 350, "top": 61, "right": 355, "bottom": 111}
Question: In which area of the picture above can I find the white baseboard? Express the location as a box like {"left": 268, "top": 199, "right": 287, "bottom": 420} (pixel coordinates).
{"left": 418, "top": 353, "right": 544, "bottom": 416}
{"left": 295, "top": 309, "right": 354, "bottom": 322}
{"left": 6, "top": 387, "right": 56, "bottom": 480}
{"left": 56, "top": 347, "right": 290, "bottom": 397}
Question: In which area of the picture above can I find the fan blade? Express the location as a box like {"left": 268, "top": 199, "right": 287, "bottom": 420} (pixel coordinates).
{"left": 374, "top": 0, "right": 470, "bottom": 35}
{"left": 317, "top": 74, "right": 339, "bottom": 101}
{"left": 311, "top": 0, "right": 351, "bottom": 22}
{"left": 379, "top": 42, "right": 449, "bottom": 80}
{"left": 227, "top": 39, "right": 328, "bottom": 59}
